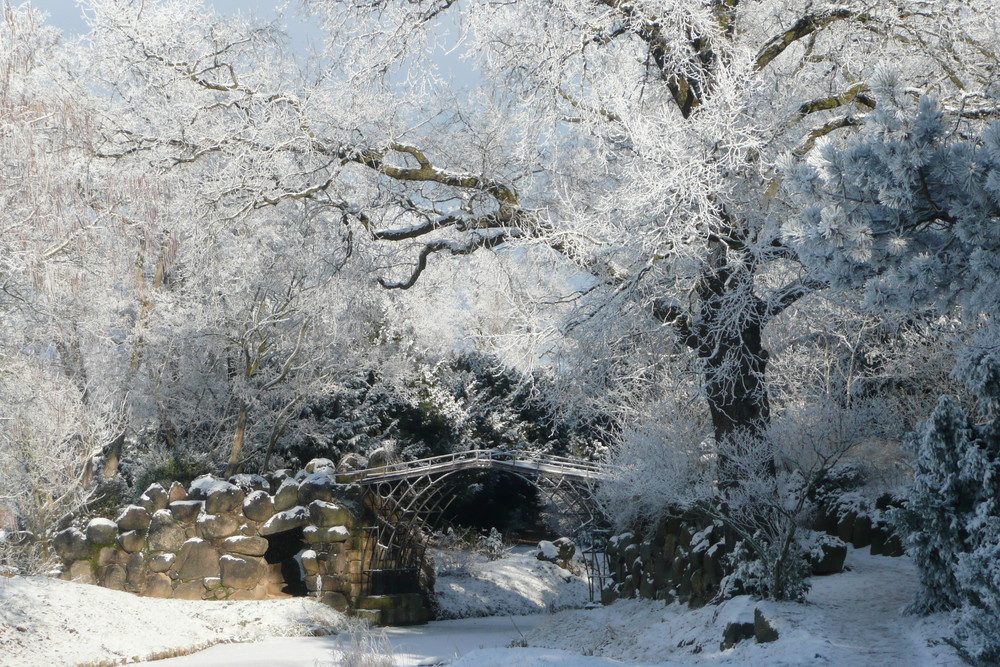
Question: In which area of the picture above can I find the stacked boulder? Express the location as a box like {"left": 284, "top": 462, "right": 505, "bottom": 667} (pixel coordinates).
{"left": 605, "top": 512, "right": 732, "bottom": 608}
{"left": 52, "top": 459, "right": 363, "bottom": 611}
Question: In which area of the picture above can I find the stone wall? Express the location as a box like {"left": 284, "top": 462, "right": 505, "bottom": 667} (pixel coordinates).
{"left": 604, "top": 510, "right": 733, "bottom": 608}
{"left": 52, "top": 459, "right": 366, "bottom": 611}
{"left": 604, "top": 494, "right": 905, "bottom": 607}
{"left": 813, "top": 492, "right": 904, "bottom": 557}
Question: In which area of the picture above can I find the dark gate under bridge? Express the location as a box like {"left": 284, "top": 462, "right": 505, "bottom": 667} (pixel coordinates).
{"left": 350, "top": 449, "right": 612, "bottom": 602}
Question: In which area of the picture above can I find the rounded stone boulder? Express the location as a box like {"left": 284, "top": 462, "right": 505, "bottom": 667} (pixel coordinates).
{"left": 243, "top": 490, "right": 274, "bottom": 523}
{"left": 221, "top": 536, "right": 269, "bottom": 557}
{"left": 366, "top": 447, "right": 392, "bottom": 470}
{"left": 143, "top": 572, "right": 173, "bottom": 598}
{"left": 536, "top": 540, "right": 559, "bottom": 563}
{"left": 318, "top": 591, "right": 349, "bottom": 612}
{"left": 220, "top": 554, "right": 264, "bottom": 590}
{"left": 553, "top": 537, "right": 576, "bottom": 563}
{"left": 85, "top": 518, "right": 119, "bottom": 547}
{"left": 173, "top": 580, "right": 207, "bottom": 600}
{"left": 206, "top": 486, "right": 245, "bottom": 515}
{"left": 305, "top": 458, "right": 336, "bottom": 474}
{"left": 236, "top": 522, "right": 259, "bottom": 537}
{"left": 188, "top": 475, "right": 245, "bottom": 515}
{"left": 272, "top": 479, "right": 299, "bottom": 512}
{"left": 308, "top": 500, "right": 352, "bottom": 528}
{"left": 103, "top": 563, "right": 127, "bottom": 591}
{"left": 300, "top": 549, "right": 320, "bottom": 576}
{"left": 66, "top": 560, "right": 97, "bottom": 585}
{"left": 168, "top": 481, "right": 188, "bottom": 503}
{"left": 149, "top": 552, "right": 176, "bottom": 573}
{"left": 228, "top": 474, "right": 269, "bottom": 493}
{"left": 261, "top": 506, "right": 311, "bottom": 536}
{"left": 175, "top": 539, "right": 221, "bottom": 580}
{"left": 117, "top": 530, "right": 146, "bottom": 553}
{"left": 53, "top": 528, "right": 91, "bottom": 562}
{"left": 115, "top": 505, "right": 152, "bottom": 532}
{"left": 169, "top": 500, "right": 204, "bottom": 524}
{"left": 303, "top": 525, "right": 350, "bottom": 544}
{"left": 337, "top": 453, "right": 367, "bottom": 473}
{"left": 124, "top": 553, "right": 147, "bottom": 592}
{"left": 196, "top": 513, "right": 240, "bottom": 541}
{"left": 808, "top": 535, "right": 848, "bottom": 575}
{"left": 298, "top": 472, "right": 335, "bottom": 505}
{"left": 147, "top": 510, "right": 187, "bottom": 552}
{"left": 138, "top": 483, "right": 170, "bottom": 514}
{"left": 95, "top": 546, "right": 118, "bottom": 567}
{"left": 267, "top": 469, "right": 290, "bottom": 488}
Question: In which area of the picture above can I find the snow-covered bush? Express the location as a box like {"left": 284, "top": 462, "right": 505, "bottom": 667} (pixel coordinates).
{"left": 953, "top": 535, "right": 1000, "bottom": 666}
{"left": 598, "top": 410, "right": 713, "bottom": 530}
{"left": 476, "top": 527, "right": 511, "bottom": 561}
{"left": 709, "top": 461, "right": 814, "bottom": 602}
{"left": 0, "top": 361, "right": 111, "bottom": 571}
{"left": 892, "top": 397, "right": 991, "bottom": 612}
{"left": 722, "top": 534, "right": 812, "bottom": 603}
{"left": 329, "top": 618, "right": 395, "bottom": 667}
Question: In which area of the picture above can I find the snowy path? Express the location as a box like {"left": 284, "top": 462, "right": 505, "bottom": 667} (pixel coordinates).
{"left": 136, "top": 549, "right": 964, "bottom": 667}
{"left": 520, "top": 548, "right": 964, "bottom": 666}
{"left": 135, "top": 614, "right": 549, "bottom": 667}
{"left": 762, "top": 549, "right": 959, "bottom": 666}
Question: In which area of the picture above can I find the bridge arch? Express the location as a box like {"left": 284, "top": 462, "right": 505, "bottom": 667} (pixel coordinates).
{"left": 351, "top": 449, "right": 611, "bottom": 598}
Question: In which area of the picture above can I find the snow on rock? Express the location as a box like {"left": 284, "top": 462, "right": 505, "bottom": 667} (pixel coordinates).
{"left": 261, "top": 506, "right": 310, "bottom": 535}
{"left": 537, "top": 540, "right": 559, "bottom": 560}
{"left": 0, "top": 575, "right": 346, "bottom": 666}
{"left": 187, "top": 475, "right": 238, "bottom": 499}
{"left": 433, "top": 547, "right": 589, "bottom": 620}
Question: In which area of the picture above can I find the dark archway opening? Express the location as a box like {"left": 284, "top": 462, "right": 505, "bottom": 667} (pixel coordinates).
{"left": 263, "top": 527, "right": 308, "bottom": 597}
{"left": 437, "top": 470, "right": 547, "bottom": 540}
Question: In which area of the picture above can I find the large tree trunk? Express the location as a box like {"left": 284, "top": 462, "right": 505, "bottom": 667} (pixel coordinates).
{"left": 225, "top": 406, "right": 248, "bottom": 478}
{"left": 695, "top": 236, "right": 775, "bottom": 490}
{"left": 701, "top": 317, "right": 774, "bottom": 489}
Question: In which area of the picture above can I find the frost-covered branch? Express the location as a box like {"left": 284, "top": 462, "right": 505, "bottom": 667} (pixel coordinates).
{"left": 754, "top": 8, "right": 875, "bottom": 72}
{"left": 378, "top": 231, "right": 520, "bottom": 290}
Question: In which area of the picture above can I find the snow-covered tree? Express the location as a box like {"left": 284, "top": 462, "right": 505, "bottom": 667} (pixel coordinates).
{"left": 75, "top": 0, "right": 1000, "bottom": 494}
{"left": 0, "top": 2, "right": 142, "bottom": 561}
{"left": 893, "top": 397, "right": 998, "bottom": 613}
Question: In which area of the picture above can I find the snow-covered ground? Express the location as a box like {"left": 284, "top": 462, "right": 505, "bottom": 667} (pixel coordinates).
{"left": 456, "top": 548, "right": 964, "bottom": 667}
{"left": 0, "top": 575, "right": 346, "bottom": 666}
{"left": 431, "top": 545, "right": 590, "bottom": 619}
{"left": 0, "top": 546, "right": 965, "bottom": 666}
{"left": 138, "top": 615, "right": 550, "bottom": 667}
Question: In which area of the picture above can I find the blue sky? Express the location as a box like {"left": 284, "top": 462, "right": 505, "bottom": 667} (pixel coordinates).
{"left": 28, "top": 0, "right": 473, "bottom": 85}
{"left": 30, "top": 1, "right": 304, "bottom": 37}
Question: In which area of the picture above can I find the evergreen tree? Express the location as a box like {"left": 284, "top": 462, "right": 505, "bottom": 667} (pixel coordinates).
{"left": 785, "top": 74, "right": 1000, "bottom": 662}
